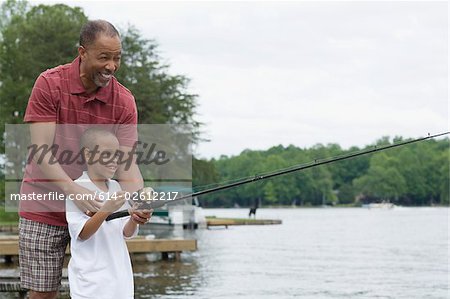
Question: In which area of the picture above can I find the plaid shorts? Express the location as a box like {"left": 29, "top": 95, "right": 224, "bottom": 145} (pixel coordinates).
{"left": 19, "top": 218, "right": 70, "bottom": 292}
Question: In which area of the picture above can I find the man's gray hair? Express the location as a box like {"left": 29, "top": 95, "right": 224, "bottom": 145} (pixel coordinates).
{"left": 79, "top": 20, "right": 120, "bottom": 47}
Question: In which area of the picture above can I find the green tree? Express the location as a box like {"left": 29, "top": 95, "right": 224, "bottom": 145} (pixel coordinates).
{"left": 0, "top": 0, "right": 28, "bottom": 32}
{"left": 396, "top": 146, "right": 429, "bottom": 204}
{"left": 437, "top": 152, "right": 449, "bottom": 205}
{"left": 353, "top": 153, "right": 407, "bottom": 203}
{"left": 192, "top": 158, "right": 219, "bottom": 189}
{"left": 336, "top": 183, "right": 356, "bottom": 204}
{"left": 0, "top": 2, "right": 86, "bottom": 128}
{"left": 329, "top": 146, "right": 370, "bottom": 189}
{"left": 263, "top": 181, "right": 277, "bottom": 204}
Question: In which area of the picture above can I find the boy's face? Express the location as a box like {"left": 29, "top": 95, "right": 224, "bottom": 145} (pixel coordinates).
{"left": 85, "top": 134, "right": 120, "bottom": 180}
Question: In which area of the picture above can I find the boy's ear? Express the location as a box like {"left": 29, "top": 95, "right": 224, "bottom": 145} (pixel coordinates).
{"left": 82, "top": 147, "right": 91, "bottom": 162}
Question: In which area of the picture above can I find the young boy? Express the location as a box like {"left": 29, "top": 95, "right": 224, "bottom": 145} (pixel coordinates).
{"left": 65, "top": 128, "right": 151, "bottom": 299}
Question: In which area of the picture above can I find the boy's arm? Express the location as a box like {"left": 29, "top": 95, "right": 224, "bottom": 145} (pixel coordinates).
{"left": 123, "top": 209, "right": 153, "bottom": 238}
{"left": 123, "top": 218, "right": 138, "bottom": 238}
{"left": 78, "top": 212, "right": 110, "bottom": 240}
{"left": 78, "top": 191, "right": 126, "bottom": 240}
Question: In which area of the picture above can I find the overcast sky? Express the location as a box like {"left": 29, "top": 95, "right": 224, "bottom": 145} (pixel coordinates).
{"left": 32, "top": 1, "right": 448, "bottom": 159}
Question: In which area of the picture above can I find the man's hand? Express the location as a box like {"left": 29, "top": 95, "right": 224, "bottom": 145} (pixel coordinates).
{"left": 70, "top": 184, "right": 103, "bottom": 215}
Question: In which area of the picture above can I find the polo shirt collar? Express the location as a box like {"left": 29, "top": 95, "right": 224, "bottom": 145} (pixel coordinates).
{"left": 68, "top": 56, "right": 112, "bottom": 103}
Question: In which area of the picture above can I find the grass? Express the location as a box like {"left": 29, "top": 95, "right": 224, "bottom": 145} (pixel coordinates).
{"left": 0, "top": 206, "right": 19, "bottom": 225}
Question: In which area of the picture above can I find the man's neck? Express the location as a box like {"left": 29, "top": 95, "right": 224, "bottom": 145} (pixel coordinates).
{"left": 79, "top": 63, "right": 98, "bottom": 94}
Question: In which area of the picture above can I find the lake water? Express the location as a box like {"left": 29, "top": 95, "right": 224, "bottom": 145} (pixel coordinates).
{"left": 1, "top": 207, "right": 448, "bottom": 298}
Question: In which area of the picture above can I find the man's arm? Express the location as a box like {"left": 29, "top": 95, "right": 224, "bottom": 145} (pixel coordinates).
{"left": 29, "top": 122, "right": 102, "bottom": 212}
{"left": 116, "top": 144, "right": 152, "bottom": 224}
{"left": 115, "top": 145, "right": 144, "bottom": 192}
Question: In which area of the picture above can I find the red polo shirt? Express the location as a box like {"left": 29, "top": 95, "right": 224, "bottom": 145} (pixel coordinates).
{"left": 20, "top": 57, "right": 138, "bottom": 226}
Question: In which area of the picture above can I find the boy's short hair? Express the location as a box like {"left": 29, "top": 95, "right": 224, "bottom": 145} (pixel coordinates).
{"left": 80, "top": 127, "right": 117, "bottom": 151}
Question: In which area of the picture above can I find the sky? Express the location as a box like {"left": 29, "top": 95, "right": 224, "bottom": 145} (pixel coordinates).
{"left": 31, "top": 0, "right": 448, "bottom": 159}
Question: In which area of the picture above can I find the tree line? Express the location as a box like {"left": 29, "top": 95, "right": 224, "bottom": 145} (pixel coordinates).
{"left": 193, "top": 136, "right": 449, "bottom": 207}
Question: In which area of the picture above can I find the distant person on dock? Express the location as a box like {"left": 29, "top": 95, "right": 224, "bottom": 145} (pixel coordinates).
{"left": 65, "top": 128, "right": 152, "bottom": 299}
{"left": 249, "top": 198, "right": 259, "bottom": 218}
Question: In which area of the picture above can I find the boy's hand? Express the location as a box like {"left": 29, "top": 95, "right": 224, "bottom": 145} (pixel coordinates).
{"left": 99, "top": 191, "right": 127, "bottom": 214}
{"left": 129, "top": 206, "right": 153, "bottom": 225}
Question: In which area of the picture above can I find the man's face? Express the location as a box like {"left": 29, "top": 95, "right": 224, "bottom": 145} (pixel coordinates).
{"left": 79, "top": 34, "right": 122, "bottom": 88}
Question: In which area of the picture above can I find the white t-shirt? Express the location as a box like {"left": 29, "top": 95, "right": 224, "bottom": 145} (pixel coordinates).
{"left": 66, "top": 172, "right": 138, "bottom": 299}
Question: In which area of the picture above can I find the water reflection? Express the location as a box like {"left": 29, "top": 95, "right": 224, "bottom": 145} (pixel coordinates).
{"left": 1, "top": 208, "right": 448, "bottom": 299}
{"left": 132, "top": 225, "right": 203, "bottom": 298}
{"left": 0, "top": 254, "right": 202, "bottom": 299}
{"left": 134, "top": 258, "right": 202, "bottom": 298}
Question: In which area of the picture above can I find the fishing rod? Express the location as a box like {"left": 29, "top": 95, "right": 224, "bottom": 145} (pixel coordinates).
{"left": 106, "top": 131, "right": 449, "bottom": 221}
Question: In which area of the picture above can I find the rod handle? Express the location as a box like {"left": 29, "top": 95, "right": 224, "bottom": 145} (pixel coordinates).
{"left": 106, "top": 209, "right": 130, "bottom": 221}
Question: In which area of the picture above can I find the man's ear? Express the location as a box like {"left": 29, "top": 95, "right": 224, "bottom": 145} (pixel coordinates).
{"left": 78, "top": 46, "right": 87, "bottom": 59}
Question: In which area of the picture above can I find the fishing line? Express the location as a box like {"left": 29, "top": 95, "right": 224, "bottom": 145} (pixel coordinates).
{"left": 106, "top": 131, "right": 449, "bottom": 221}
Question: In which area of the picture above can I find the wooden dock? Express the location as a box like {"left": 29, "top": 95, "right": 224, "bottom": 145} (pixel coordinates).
{"left": 0, "top": 235, "right": 197, "bottom": 262}
{"left": 206, "top": 217, "right": 282, "bottom": 228}
{"left": 0, "top": 236, "right": 196, "bottom": 298}
{"left": 0, "top": 225, "right": 18, "bottom": 234}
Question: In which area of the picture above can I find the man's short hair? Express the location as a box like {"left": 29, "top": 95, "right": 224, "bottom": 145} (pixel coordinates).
{"left": 79, "top": 20, "right": 120, "bottom": 48}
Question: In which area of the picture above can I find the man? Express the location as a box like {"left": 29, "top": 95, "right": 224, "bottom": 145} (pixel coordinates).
{"left": 19, "top": 20, "right": 151, "bottom": 299}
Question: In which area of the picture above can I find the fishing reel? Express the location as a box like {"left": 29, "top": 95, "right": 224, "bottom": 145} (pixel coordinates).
{"left": 127, "top": 187, "right": 167, "bottom": 210}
